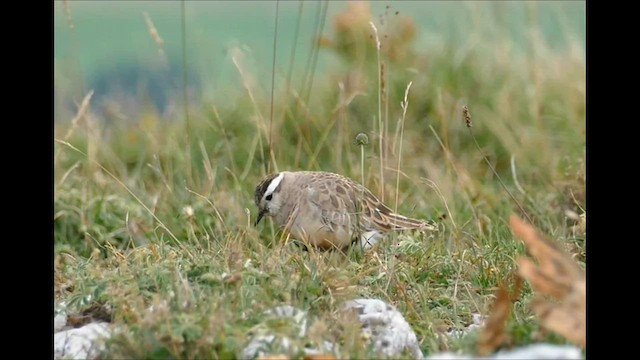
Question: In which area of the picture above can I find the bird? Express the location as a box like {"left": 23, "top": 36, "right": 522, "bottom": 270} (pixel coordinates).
{"left": 254, "top": 171, "right": 436, "bottom": 251}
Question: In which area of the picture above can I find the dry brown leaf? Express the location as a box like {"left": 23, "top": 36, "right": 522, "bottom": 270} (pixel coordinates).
{"left": 510, "top": 215, "right": 586, "bottom": 348}
{"left": 303, "top": 354, "right": 338, "bottom": 360}
{"left": 256, "top": 355, "right": 289, "bottom": 360}
{"left": 222, "top": 272, "right": 242, "bottom": 285}
{"left": 477, "top": 275, "right": 522, "bottom": 356}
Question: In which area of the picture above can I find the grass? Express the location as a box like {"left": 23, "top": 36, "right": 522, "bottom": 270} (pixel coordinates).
{"left": 54, "top": 2, "right": 585, "bottom": 358}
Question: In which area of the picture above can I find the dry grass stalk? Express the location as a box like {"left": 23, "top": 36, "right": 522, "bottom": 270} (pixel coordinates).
{"left": 369, "top": 21, "right": 385, "bottom": 202}
{"left": 394, "top": 81, "right": 412, "bottom": 214}
{"left": 62, "top": 0, "right": 75, "bottom": 30}
{"left": 229, "top": 46, "right": 272, "bottom": 174}
{"left": 55, "top": 91, "right": 95, "bottom": 166}
{"left": 465, "top": 105, "right": 532, "bottom": 224}
{"left": 62, "top": 90, "right": 94, "bottom": 142}
{"left": 143, "top": 12, "right": 166, "bottom": 60}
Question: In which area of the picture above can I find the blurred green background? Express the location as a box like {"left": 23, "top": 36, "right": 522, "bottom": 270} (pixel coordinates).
{"left": 54, "top": 1, "right": 585, "bottom": 122}
{"left": 54, "top": 3, "right": 586, "bottom": 356}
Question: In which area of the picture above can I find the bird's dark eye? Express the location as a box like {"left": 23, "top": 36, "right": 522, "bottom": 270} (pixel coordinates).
{"left": 266, "top": 194, "right": 273, "bottom": 201}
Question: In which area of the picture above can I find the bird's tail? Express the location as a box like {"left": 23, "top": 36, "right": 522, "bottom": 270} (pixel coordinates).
{"left": 386, "top": 212, "right": 437, "bottom": 231}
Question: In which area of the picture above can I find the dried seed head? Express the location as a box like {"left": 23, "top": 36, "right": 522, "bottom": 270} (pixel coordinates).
{"left": 182, "top": 205, "right": 194, "bottom": 218}
{"left": 463, "top": 105, "right": 472, "bottom": 128}
{"left": 369, "top": 22, "right": 381, "bottom": 50}
{"left": 355, "top": 132, "right": 369, "bottom": 146}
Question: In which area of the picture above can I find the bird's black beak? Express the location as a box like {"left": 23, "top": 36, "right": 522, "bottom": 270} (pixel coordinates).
{"left": 255, "top": 209, "right": 267, "bottom": 227}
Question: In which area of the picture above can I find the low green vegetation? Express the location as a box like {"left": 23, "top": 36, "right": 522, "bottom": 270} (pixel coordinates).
{"left": 54, "top": 2, "right": 585, "bottom": 358}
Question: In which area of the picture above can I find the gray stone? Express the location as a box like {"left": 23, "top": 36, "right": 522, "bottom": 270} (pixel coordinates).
{"left": 239, "top": 299, "right": 582, "bottom": 360}
{"left": 342, "top": 298, "right": 423, "bottom": 359}
{"left": 425, "top": 344, "right": 583, "bottom": 360}
{"left": 54, "top": 322, "right": 111, "bottom": 360}
{"left": 240, "top": 305, "right": 326, "bottom": 359}
{"left": 54, "top": 314, "right": 67, "bottom": 332}
{"left": 492, "top": 344, "right": 583, "bottom": 359}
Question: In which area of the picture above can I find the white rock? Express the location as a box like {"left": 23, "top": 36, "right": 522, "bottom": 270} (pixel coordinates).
{"left": 471, "top": 313, "right": 484, "bottom": 327}
{"left": 342, "top": 298, "right": 423, "bottom": 359}
{"left": 240, "top": 334, "right": 279, "bottom": 360}
{"left": 54, "top": 314, "right": 67, "bottom": 332}
{"left": 230, "top": 298, "right": 585, "bottom": 360}
{"left": 425, "top": 344, "right": 583, "bottom": 360}
{"left": 492, "top": 344, "right": 583, "bottom": 359}
{"left": 426, "top": 352, "right": 476, "bottom": 360}
{"left": 263, "top": 305, "right": 308, "bottom": 337}
{"left": 53, "top": 322, "right": 111, "bottom": 360}
{"left": 240, "top": 304, "right": 338, "bottom": 359}
{"left": 241, "top": 306, "right": 309, "bottom": 359}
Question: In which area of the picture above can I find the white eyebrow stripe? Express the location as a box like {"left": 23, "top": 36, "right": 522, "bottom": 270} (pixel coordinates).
{"left": 265, "top": 173, "right": 284, "bottom": 196}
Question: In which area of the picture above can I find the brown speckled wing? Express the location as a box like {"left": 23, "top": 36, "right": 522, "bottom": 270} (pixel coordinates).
{"left": 306, "top": 174, "right": 356, "bottom": 234}
{"left": 355, "top": 180, "right": 435, "bottom": 232}
{"left": 300, "top": 171, "right": 435, "bottom": 234}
